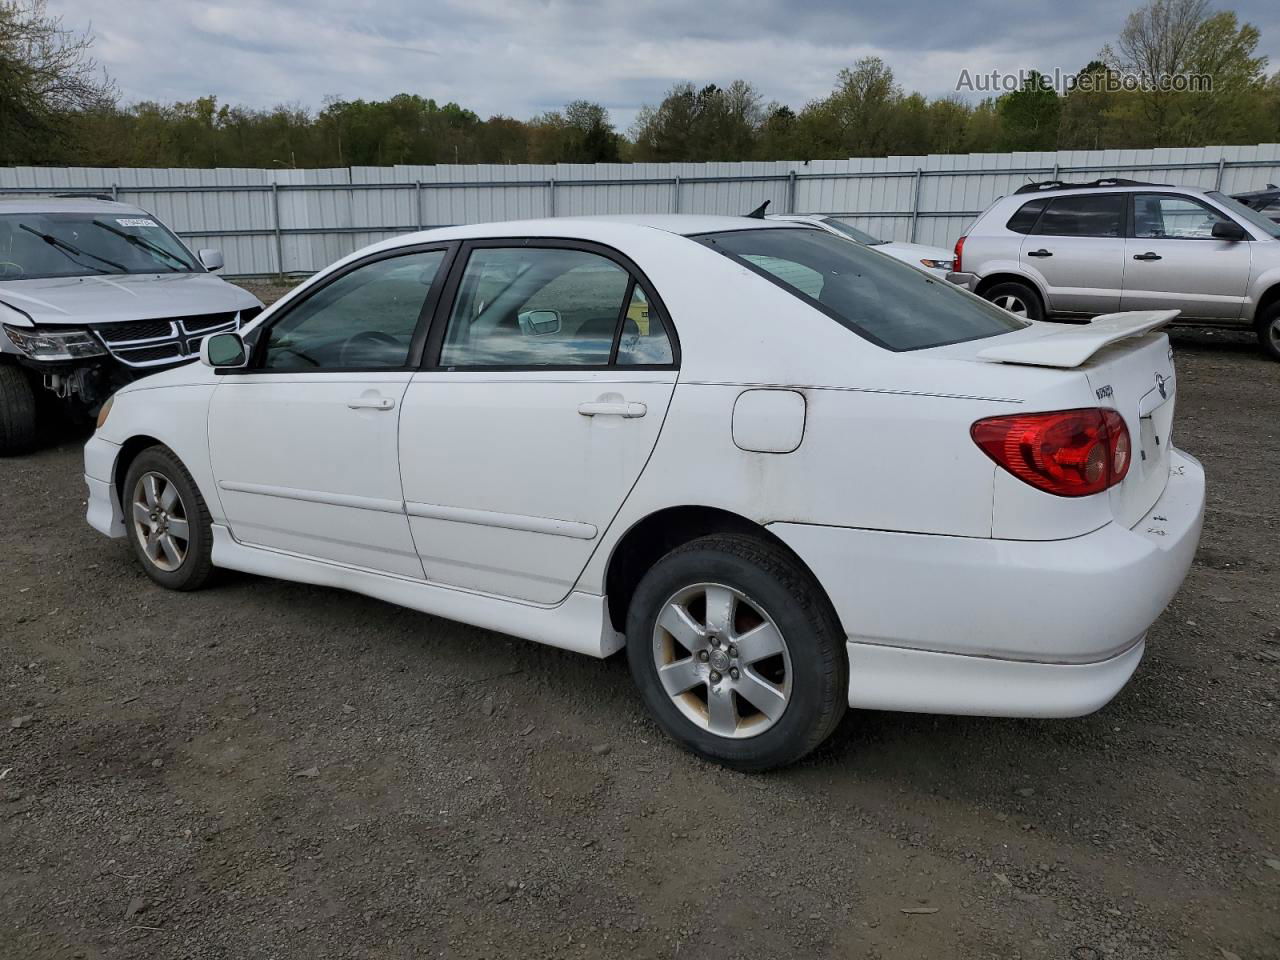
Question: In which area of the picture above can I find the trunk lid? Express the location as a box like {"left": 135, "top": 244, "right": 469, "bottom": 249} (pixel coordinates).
{"left": 974, "top": 311, "right": 1179, "bottom": 527}
{"left": 1084, "top": 334, "right": 1177, "bottom": 527}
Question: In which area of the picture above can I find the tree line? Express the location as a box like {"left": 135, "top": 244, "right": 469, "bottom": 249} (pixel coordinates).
{"left": 2, "top": 0, "right": 1278, "bottom": 169}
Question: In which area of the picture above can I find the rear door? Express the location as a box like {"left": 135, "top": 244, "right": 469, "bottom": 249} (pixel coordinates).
{"left": 397, "top": 240, "right": 679, "bottom": 604}
{"left": 1021, "top": 192, "right": 1127, "bottom": 316}
{"left": 1121, "top": 193, "right": 1252, "bottom": 320}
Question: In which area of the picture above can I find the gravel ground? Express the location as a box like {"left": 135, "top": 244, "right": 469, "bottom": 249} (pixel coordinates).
{"left": 2, "top": 307, "right": 1278, "bottom": 959}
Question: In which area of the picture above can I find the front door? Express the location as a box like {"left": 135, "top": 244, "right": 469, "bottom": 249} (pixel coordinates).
{"left": 398, "top": 242, "right": 679, "bottom": 603}
{"left": 1120, "top": 193, "right": 1253, "bottom": 320}
{"left": 208, "top": 246, "right": 451, "bottom": 577}
{"left": 1020, "top": 191, "right": 1127, "bottom": 316}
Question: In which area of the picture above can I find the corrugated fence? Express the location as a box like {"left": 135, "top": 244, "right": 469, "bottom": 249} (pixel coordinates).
{"left": 3, "top": 144, "right": 1278, "bottom": 277}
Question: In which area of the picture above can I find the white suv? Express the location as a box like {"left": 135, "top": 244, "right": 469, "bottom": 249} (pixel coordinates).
{"left": 947, "top": 179, "right": 1280, "bottom": 360}
{"left": 0, "top": 197, "right": 263, "bottom": 454}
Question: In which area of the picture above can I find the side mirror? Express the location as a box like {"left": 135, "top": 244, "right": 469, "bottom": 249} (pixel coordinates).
{"left": 1211, "top": 221, "right": 1248, "bottom": 241}
{"left": 200, "top": 332, "right": 248, "bottom": 368}
{"left": 517, "top": 309, "right": 562, "bottom": 336}
{"left": 198, "top": 248, "right": 225, "bottom": 271}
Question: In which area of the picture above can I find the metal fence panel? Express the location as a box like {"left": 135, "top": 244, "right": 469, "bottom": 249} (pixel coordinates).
{"left": 3, "top": 143, "right": 1278, "bottom": 276}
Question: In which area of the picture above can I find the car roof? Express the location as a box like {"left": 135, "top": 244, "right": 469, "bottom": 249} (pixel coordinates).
{"left": 0, "top": 196, "right": 148, "bottom": 216}
{"left": 363, "top": 214, "right": 807, "bottom": 251}
{"left": 767, "top": 214, "right": 826, "bottom": 223}
{"left": 556, "top": 214, "right": 806, "bottom": 236}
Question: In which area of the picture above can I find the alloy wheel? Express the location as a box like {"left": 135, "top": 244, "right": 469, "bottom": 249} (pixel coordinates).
{"left": 993, "top": 294, "right": 1029, "bottom": 317}
{"left": 131, "top": 471, "right": 190, "bottom": 572}
{"left": 651, "top": 582, "right": 792, "bottom": 739}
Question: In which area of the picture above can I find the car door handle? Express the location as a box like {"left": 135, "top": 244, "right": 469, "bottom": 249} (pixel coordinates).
{"left": 1026, "top": 249, "right": 1053, "bottom": 258}
{"left": 347, "top": 396, "right": 395, "bottom": 411}
{"left": 1133, "top": 252, "right": 1163, "bottom": 261}
{"left": 577, "top": 401, "right": 647, "bottom": 418}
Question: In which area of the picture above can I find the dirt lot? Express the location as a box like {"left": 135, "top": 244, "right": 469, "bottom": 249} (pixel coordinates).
{"left": 2, "top": 302, "right": 1278, "bottom": 959}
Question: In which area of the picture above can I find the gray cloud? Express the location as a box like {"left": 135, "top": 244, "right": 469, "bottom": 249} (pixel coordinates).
{"left": 50, "top": 0, "right": 1280, "bottom": 131}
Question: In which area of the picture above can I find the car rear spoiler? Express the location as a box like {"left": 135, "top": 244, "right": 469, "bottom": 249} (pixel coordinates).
{"left": 976, "top": 310, "right": 1179, "bottom": 368}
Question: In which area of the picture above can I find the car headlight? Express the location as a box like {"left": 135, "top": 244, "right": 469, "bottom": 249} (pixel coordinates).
{"left": 96, "top": 394, "right": 114, "bottom": 430}
{"left": 919, "top": 258, "right": 955, "bottom": 270}
{"left": 3, "top": 324, "right": 106, "bottom": 360}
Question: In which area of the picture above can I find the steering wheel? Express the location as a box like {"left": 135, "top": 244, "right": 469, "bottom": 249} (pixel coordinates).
{"left": 340, "top": 329, "right": 402, "bottom": 366}
{"left": 0, "top": 261, "right": 23, "bottom": 279}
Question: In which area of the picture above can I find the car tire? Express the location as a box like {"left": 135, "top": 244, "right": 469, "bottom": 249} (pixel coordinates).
{"left": 0, "top": 363, "right": 38, "bottom": 456}
{"left": 625, "top": 534, "right": 847, "bottom": 772}
{"left": 122, "top": 445, "right": 215, "bottom": 591}
{"left": 1256, "top": 303, "right": 1280, "bottom": 362}
{"left": 983, "top": 280, "right": 1044, "bottom": 322}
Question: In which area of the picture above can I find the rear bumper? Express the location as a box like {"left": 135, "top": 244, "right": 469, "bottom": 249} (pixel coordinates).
{"left": 946, "top": 270, "right": 979, "bottom": 290}
{"left": 768, "top": 448, "right": 1205, "bottom": 717}
{"left": 846, "top": 636, "right": 1146, "bottom": 718}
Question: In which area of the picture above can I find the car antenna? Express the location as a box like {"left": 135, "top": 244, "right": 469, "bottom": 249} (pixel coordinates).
{"left": 745, "top": 200, "right": 770, "bottom": 219}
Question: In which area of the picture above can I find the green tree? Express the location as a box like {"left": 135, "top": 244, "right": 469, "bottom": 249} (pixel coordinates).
{"left": 0, "top": 0, "right": 116, "bottom": 163}
{"left": 996, "top": 71, "right": 1061, "bottom": 150}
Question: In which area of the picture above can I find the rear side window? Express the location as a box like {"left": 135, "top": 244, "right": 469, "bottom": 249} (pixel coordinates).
{"left": 439, "top": 246, "right": 675, "bottom": 368}
{"left": 699, "top": 228, "right": 1026, "bottom": 352}
{"left": 1032, "top": 194, "right": 1124, "bottom": 238}
{"left": 1006, "top": 198, "right": 1047, "bottom": 234}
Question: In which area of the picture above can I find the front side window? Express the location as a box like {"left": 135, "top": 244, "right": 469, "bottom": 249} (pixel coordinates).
{"left": 0, "top": 212, "right": 198, "bottom": 279}
{"left": 1133, "top": 194, "right": 1231, "bottom": 240}
{"left": 440, "top": 247, "right": 672, "bottom": 367}
{"left": 261, "top": 250, "right": 445, "bottom": 369}
{"left": 700, "top": 228, "right": 1025, "bottom": 352}
{"left": 1031, "top": 194, "right": 1124, "bottom": 238}
{"left": 1206, "top": 191, "right": 1280, "bottom": 239}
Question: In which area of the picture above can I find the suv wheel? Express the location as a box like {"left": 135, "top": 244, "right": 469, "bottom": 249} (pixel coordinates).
{"left": 626, "top": 534, "right": 847, "bottom": 772}
{"left": 0, "top": 364, "right": 37, "bottom": 456}
{"left": 123, "top": 445, "right": 215, "bottom": 591}
{"left": 983, "top": 280, "right": 1044, "bottom": 322}
{"left": 1257, "top": 303, "right": 1280, "bottom": 362}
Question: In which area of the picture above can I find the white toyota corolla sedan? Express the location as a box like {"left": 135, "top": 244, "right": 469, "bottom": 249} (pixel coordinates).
{"left": 84, "top": 215, "right": 1205, "bottom": 771}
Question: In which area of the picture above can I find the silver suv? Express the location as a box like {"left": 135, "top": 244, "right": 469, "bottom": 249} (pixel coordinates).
{"left": 948, "top": 178, "right": 1280, "bottom": 361}
{"left": 0, "top": 197, "right": 263, "bottom": 454}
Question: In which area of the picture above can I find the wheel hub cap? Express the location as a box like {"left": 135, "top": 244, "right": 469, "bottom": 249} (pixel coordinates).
{"left": 131, "top": 471, "right": 190, "bottom": 573}
{"left": 651, "top": 582, "right": 793, "bottom": 740}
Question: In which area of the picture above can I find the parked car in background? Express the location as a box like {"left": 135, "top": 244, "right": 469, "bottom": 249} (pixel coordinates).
{"left": 85, "top": 215, "right": 1203, "bottom": 771}
{"left": 0, "top": 197, "right": 262, "bottom": 454}
{"left": 1231, "top": 184, "right": 1280, "bottom": 223}
{"left": 767, "top": 214, "right": 955, "bottom": 277}
{"left": 947, "top": 179, "right": 1280, "bottom": 361}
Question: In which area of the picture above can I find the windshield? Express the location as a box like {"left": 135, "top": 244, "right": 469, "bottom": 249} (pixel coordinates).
{"left": 0, "top": 212, "right": 199, "bottom": 280}
{"left": 819, "top": 218, "right": 884, "bottom": 245}
{"left": 699, "top": 228, "right": 1026, "bottom": 352}
{"left": 1206, "top": 191, "right": 1280, "bottom": 239}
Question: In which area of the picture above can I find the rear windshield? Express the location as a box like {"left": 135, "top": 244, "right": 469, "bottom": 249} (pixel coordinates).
{"left": 0, "top": 212, "right": 198, "bottom": 280}
{"left": 698, "top": 228, "right": 1026, "bottom": 351}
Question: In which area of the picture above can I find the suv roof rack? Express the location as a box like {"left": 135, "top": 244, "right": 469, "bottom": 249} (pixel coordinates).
{"left": 51, "top": 192, "right": 119, "bottom": 202}
{"left": 1013, "top": 178, "right": 1167, "bottom": 195}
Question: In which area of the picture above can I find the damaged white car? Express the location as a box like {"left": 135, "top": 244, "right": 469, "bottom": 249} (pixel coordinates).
{"left": 0, "top": 197, "right": 262, "bottom": 453}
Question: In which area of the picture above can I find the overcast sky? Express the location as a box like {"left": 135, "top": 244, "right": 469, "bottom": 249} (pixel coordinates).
{"left": 49, "top": 0, "right": 1280, "bottom": 132}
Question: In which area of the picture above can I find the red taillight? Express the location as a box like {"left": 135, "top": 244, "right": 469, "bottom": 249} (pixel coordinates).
{"left": 971, "top": 408, "right": 1131, "bottom": 497}
{"left": 953, "top": 235, "right": 965, "bottom": 273}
